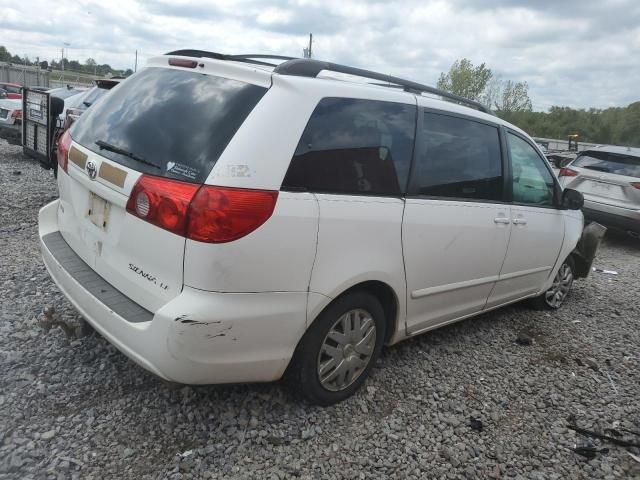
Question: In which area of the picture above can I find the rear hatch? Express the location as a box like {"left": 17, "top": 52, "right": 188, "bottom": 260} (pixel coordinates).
{"left": 561, "top": 150, "right": 640, "bottom": 209}
{"left": 57, "top": 64, "right": 268, "bottom": 312}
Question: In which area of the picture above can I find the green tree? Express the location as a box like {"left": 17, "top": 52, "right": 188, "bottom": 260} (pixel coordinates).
{"left": 493, "top": 80, "right": 533, "bottom": 113}
{"left": 437, "top": 58, "right": 493, "bottom": 101}
{"left": 0, "top": 46, "right": 11, "bottom": 62}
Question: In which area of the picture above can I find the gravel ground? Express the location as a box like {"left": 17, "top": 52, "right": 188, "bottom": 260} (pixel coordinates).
{"left": 1, "top": 138, "right": 639, "bottom": 480}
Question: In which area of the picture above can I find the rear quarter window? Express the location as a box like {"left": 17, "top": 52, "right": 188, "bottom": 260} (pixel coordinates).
{"left": 573, "top": 151, "right": 640, "bottom": 178}
{"left": 282, "top": 97, "right": 416, "bottom": 196}
{"left": 71, "top": 67, "right": 267, "bottom": 183}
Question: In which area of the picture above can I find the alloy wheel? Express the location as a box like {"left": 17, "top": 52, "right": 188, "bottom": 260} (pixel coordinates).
{"left": 545, "top": 262, "right": 574, "bottom": 308}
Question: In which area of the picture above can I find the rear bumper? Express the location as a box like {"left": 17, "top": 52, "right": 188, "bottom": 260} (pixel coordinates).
{"left": 582, "top": 199, "right": 640, "bottom": 233}
{"left": 0, "top": 115, "right": 16, "bottom": 126}
{"left": 39, "top": 200, "right": 308, "bottom": 384}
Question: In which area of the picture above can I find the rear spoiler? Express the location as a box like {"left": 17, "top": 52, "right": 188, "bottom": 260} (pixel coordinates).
{"left": 95, "top": 79, "right": 121, "bottom": 90}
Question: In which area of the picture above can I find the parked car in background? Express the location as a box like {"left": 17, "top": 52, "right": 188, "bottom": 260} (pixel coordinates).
{"left": 46, "top": 86, "right": 89, "bottom": 126}
{"left": 0, "top": 97, "right": 22, "bottom": 125}
{"left": 39, "top": 51, "right": 603, "bottom": 405}
{"left": 0, "top": 88, "right": 7, "bottom": 99}
{"left": 59, "top": 78, "right": 122, "bottom": 132}
{"left": 559, "top": 146, "right": 640, "bottom": 236}
{"left": 0, "top": 82, "right": 22, "bottom": 99}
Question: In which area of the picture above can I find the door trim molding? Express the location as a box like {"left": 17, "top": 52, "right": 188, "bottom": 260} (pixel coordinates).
{"left": 498, "top": 265, "right": 551, "bottom": 281}
{"left": 410, "top": 265, "right": 552, "bottom": 300}
{"left": 411, "top": 274, "right": 499, "bottom": 299}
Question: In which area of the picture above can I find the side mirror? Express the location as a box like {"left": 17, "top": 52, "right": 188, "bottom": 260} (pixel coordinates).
{"left": 562, "top": 188, "right": 584, "bottom": 210}
{"left": 50, "top": 96, "right": 65, "bottom": 118}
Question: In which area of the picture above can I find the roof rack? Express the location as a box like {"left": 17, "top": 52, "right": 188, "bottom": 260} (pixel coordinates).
{"left": 165, "top": 50, "right": 295, "bottom": 68}
{"left": 273, "top": 58, "right": 494, "bottom": 115}
{"left": 165, "top": 50, "right": 493, "bottom": 115}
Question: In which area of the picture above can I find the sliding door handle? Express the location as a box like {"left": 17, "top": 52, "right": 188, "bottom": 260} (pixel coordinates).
{"left": 513, "top": 218, "right": 527, "bottom": 225}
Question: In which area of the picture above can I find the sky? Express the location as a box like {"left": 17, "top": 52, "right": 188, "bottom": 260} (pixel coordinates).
{"left": 1, "top": 0, "right": 639, "bottom": 111}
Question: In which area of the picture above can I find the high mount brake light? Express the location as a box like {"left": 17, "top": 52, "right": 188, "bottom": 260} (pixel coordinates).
{"left": 126, "top": 175, "right": 278, "bottom": 242}
{"left": 559, "top": 167, "right": 578, "bottom": 177}
{"left": 57, "top": 130, "right": 72, "bottom": 173}
{"left": 168, "top": 58, "right": 198, "bottom": 68}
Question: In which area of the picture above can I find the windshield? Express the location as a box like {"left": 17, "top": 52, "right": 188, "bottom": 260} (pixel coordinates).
{"left": 573, "top": 151, "right": 640, "bottom": 178}
{"left": 71, "top": 67, "right": 267, "bottom": 183}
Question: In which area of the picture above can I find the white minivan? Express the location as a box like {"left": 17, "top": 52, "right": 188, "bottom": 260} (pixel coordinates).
{"left": 39, "top": 51, "right": 603, "bottom": 405}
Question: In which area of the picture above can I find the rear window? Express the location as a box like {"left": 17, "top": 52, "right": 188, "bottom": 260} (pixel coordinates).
{"left": 49, "top": 87, "right": 84, "bottom": 100}
{"left": 71, "top": 67, "right": 267, "bottom": 183}
{"left": 573, "top": 151, "right": 640, "bottom": 178}
{"left": 2, "top": 85, "right": 21, "bottom": 94}
{"left": 78, "top": 87, "right": 108, "bottom": 108}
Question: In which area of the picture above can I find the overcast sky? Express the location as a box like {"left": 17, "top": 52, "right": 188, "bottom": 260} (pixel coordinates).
{"left": 1, "top": 0, "right": 638, "bottom": 110}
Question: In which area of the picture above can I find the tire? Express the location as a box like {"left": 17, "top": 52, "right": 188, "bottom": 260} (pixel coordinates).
{"left": 530, "top": 256, "right": 575, "bottom": 310}
{"left": 289, "top": 291, "right": 386, "bottom": 406}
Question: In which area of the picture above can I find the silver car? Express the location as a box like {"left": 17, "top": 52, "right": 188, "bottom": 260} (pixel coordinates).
{"left": 559, "top": 146, "right": 640, "bottom": 235}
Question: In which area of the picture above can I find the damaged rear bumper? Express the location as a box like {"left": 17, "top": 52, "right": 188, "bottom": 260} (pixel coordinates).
{"left": 39, "top": 200, "right": 308, "bottom": 384}
{"left": 572, "top": 222, "right": 607, "bottom": 278}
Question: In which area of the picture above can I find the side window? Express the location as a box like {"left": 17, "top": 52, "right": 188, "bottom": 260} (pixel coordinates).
{"left": 410, "top": 112, "right": 503, "bottom": 201}
{"left": 282, "top": 98, "right": 416, "bottom": 196}
{"left": 507, "top": 133, "right": 555, "bottom": 206}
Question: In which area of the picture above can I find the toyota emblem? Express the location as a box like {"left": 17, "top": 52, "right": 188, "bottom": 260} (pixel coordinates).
{"left": 86, "top": 161, "right": 97, "bottom": 180}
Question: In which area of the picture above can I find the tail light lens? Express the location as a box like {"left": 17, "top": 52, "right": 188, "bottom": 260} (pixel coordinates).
{"left": 57, "top": 130, "right": 72, "bottom": 173}
{"left": 559, "top": 167, "right": 578, "bottom": 177}
{"left": 126, "top": 175, "right": 199, "bottom": 236}
{"left": 187, "top": 186, "right": 278, "bottom": 243}
{"left": 11, "top": 109, "right": 22, "bottom": 119}
{"left": 126, "top": 175, "right": 278, "bottom": 242}
{"left": 631, "top": 182, "right": 640, "bottom": 190}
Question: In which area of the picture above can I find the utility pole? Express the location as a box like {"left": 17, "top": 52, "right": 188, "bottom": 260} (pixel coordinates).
{"left": 303, "top": 33, "right": 313, "bottom": 59}
{"left": 61, "top": 42, "right": 70, "bottom": 78}
{"left": 134, "top": 50, "right": 138, "bottom": 72}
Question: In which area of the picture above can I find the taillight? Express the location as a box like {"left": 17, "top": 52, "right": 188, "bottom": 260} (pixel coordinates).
{"left": 631, "top": 182, "right": 640, "bottom": 190}
{"left": 187, "top": 186, "right": 279, "bottom": 243}
{"left": 11, "top": 109, "right": 22, "bottom": 119}
{"left": 559, "top": 167, "right": 578, "bottom": 177}
{"left": 126, "top": 175, "right": 199, "bottom": 236}
{"left": 57, "top": 130, "right": 72, "bottom": 173}
{"left": 126, "top": 176, "right": 278, "bottom": 242}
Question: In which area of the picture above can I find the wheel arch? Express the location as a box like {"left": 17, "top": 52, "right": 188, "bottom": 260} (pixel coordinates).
{"left": 308, "top": 280, "right": 402, "bottom": 345}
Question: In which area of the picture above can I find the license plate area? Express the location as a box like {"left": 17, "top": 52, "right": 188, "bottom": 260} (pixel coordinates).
{"left": 0, "top": 109, "right": 7, "bottom": 119}
{"left": 586, "top": 180, "right": 625, "bottom": 200}
{"left": 87, "top": 192, "right": 111, "bottom": 230}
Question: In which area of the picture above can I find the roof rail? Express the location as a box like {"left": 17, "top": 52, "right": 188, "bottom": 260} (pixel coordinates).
{"left": 273, "top": 58, "right": 494, "bottom": 115}
{"left": 165, "top": 50, "right": 295, "bottom": 68}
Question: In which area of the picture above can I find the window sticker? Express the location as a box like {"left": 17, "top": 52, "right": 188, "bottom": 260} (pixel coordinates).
{"left": 166, "top": 162, "right": 199, "bottom": 181}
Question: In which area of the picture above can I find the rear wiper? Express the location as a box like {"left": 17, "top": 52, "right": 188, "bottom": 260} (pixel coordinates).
{"left": 583, "top": 165, "right": 610, "bottom": 173}
{"left": 95, "top": 140, "right": 160, "bottom": 169}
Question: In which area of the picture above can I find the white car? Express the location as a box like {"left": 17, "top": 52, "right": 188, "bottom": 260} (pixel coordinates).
{"left": 0, "top": 97, "right": 22, "bottom": 125}
{"left": 39, "top": 51, "right": 602, "bottom": 405}
{"left": 45, "top": 86, "right": 89, "bottom": 125}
